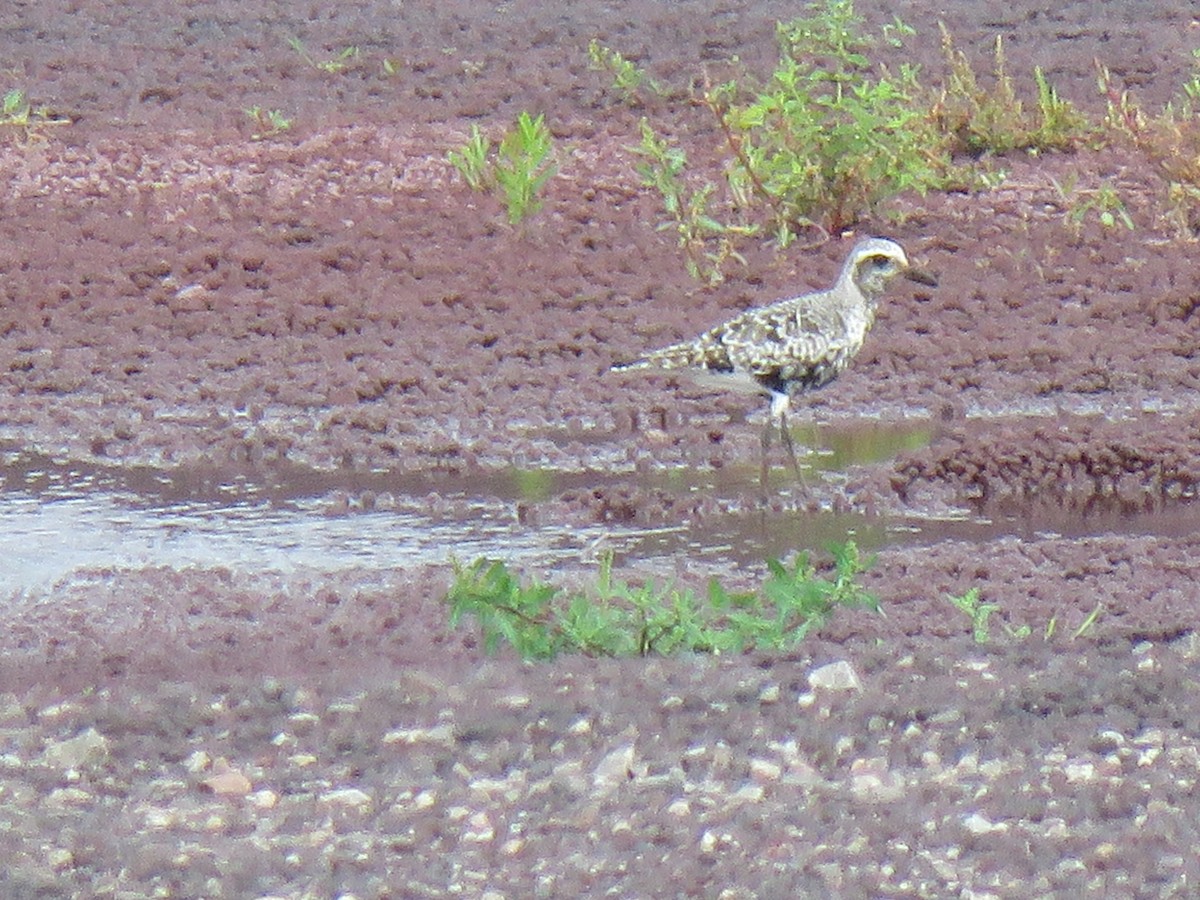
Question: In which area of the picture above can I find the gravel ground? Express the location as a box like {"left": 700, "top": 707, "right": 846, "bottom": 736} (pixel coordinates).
{"left": 3, "top": 1, "right": 1200, "bottom": 897}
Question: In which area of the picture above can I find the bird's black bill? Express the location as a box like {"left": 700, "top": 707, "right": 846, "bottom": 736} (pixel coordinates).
{"left": 905, "top": 267, "right": 938, "bottom": 287}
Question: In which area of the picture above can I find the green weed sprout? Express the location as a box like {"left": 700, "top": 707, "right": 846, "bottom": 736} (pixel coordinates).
{"left": 244, "top": 106, "right": 293, "bottom": 140}
{"left": 288, "top": 37, "right": 360, "bottom": 73}
{"left": 0, "top": 89, "right": 70, "bottom": 137}
{"left": 1051, "top": 174, "right": 1135, "bottom": 234}
{"left": 587, "top": 39, "right": 660, "bottom": 105}
{"left": 947, "top": 587, "right": 999, "bottom": 644}
{"left": 633, "top": 119, "right": 755, "bottom": 284}
{"left": 494, "top": 112, "right": 558, "bottom": 224}
{"left": 1, "top": 89, "right": 30, "bottom": 126}
{"left": 445, "top": 542, "right": 879, "bottom": 660}
{"left": 447, "top": 125, "right": 493, "bottom": 191}
{"left": 446, "top": 113, "right": 557, "bottom": 224}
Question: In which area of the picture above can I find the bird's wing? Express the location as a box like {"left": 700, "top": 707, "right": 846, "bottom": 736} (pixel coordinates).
{"left": 717, "top": 299, "right": 847, "bottom": 376}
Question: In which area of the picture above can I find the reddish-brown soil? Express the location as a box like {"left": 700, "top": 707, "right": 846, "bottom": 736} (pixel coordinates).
{"left": 4, "top": 1, "right": 1200, "bottom": 896}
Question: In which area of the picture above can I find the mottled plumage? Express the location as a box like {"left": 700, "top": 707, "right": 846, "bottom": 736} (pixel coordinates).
{"left": 614, "top": 237, "right": 933, "bottom": 480}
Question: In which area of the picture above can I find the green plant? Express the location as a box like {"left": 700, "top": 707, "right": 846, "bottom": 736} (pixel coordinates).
{"left": 445, "top": 113, "right": 557, "bottom": 224}
{"left": 288, "top": 37, "right": 360, "bottom": 73}
{"left": 244, "top": 106, "right": 293, "bottom": 140}
{"left": 494, "top": 111, "right": 558, "bottom": 224}
{"left": 1094, "top": 54, "right": 1200, "bottom": 233}
{"left": 1184, "top": 49, "right": 1200, "bottom": 106}
{"left": 447, "top": 124, "right": 492, "bottom": 191}
{"left": 948, "top": 588, "right": 998, "bottom": 644}
{"left": 1052, "top": 174, "right": 1135, "bottom": 234}
{"left": 445, "top": 542, "right": 879, "bottom": 660}
{"left": 0, "top": 88, "right": 31, "bottom": 127}
{"left": 1031, "top": 66, "right": 1089, "bottom": 150}
{"left": 1096, "top": 61, "right": 1145, "bottom": 140}
{"left": 705, "top": 0, "right": 948, "bottom": 238}
{"left": 588, "top": 39, "right": 660, "bottom": 105}
{"left": 633, "top": 119, "right": 755, "bottom": 284}
{"left": 934, "top": 27, "right": 1088, "bottom": 155}
{"left": 948, "top": 586, "right": 1037, "bottom": 642}
{"left": 935, "top": 30, "right": 1025, "bottom": 154}
{"left": 1070, "top": 602, "right": 1104, "bottom": 639}
{"left": 0, "top": 88, "right": 70, "bottom": 137}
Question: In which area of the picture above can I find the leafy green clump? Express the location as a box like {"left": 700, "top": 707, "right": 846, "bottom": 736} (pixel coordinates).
{"left": 447, "top": 112, "right": 557, "bottom": 224}
{"left": 707, "top": 0, "right": 947, "bottom": 239}
{"left": 444, "top": 542, "right": 879, "bottom": 660}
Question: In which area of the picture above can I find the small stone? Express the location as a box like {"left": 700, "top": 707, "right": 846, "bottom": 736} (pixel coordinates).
{"left": 750, "top": 759, "right": 782, "bottom": 783}
{"left": 807, "top": 660, "right": 863, "bottom": 692}
{"left": 288, "top": 712, "right": 321, "bottom": 729}
{"left": 666, "top": 798, "right": 691, "bottom": 817}
{"left": 411, "top": 790, "right": 437, "bottom": 810}
{"left": 593, "top": 743, "right": 635, "bottom": 793}
{"left": 201, "top": 769, "right": 252, "bottom": 796}
{"left": 144, "top": 808, "right": 177, "bottom": 830}
{"left": 382, "top": 724, "right": 456, "bottom": 746}
{"left": 758, "top": 683, "right": 781, "bottom": 704}
{"left": 247, "top": 789, "right": 278, "bottom": 810}
{"left": 1063, "top": 761, "right": 1096, "bottom": 783}
{"left": 320, "top": 788, "right": 373, "bottom": 810}
{"left": 183, "top": 750, "right": 211, "bottom": 774}
{"left": 962, "top": 812, "right": 1008, "bottom": 835}
{"left": 462, "top": 810, "right": 495, "bottom": 843}
{"left": 46, "top": 787, "right": 92, "bottom": 807}
{"left": 40, "top": 728, "right": 109, "bottom": 769}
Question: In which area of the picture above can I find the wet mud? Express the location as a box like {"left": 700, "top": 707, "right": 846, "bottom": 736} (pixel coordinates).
{"left": 3, "top": 0, "right": 1200, "bottom": 896}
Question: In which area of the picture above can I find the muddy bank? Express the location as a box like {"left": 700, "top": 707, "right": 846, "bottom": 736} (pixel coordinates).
{"left": 4, "top": 0, "right": 1200, "bottom": 895}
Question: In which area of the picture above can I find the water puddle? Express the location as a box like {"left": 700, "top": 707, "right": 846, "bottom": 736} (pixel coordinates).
{"left": 0, "top": 416, "right": 1194, "bottom": 596}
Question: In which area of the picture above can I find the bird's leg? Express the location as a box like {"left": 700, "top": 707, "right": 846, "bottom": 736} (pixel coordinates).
{"left": 759, "top": 419, "right": 773, "bottom": 490}
{"left": 778, "top": 409, "right": 805, "bottom": 483}
{"left": 766, "top": 391, "right": 805, "bottom": 485}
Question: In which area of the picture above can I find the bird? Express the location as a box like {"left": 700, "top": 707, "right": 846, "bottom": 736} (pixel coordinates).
{"left": 612, "top": 237, "right": 935, "bottom": 485}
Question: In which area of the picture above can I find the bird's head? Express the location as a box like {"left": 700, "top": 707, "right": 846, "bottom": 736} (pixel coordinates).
{"left": 845, "top": 237, "right": 936, "bottom": 298}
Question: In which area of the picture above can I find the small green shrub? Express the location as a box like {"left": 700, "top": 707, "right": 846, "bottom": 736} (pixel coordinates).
{"left": 1031, "top": 66, "right": 1089, "bottom": 150}
{"left": 934, "top": 26, "right": 1089, "bottom": 155}
{"left": 244, "top": 106, "right": 293, "bottom": 140}
{"left": 633, "top": 119, "right": 755, "bottom": 284}
{"left": 447, "top": 113, "right": 557, "bottom": 225}
{"left": 588, "top": 39, "right": 660, "bottom": 105}
{"left": 447, "top": 124, "right": 492, "bottom": 191}
{"left": 708, "top": 0, "right": 948, "bottom": 237}
{"left": 445, "top": 542, "right": 879, "bottom": 660}
{"left": 495, "top": 112, "right": 558, "bottom": 224}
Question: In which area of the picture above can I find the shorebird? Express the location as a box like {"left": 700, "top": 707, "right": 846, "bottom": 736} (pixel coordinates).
{"left": 612, "top": 237, "right": 935, "bottom": 484}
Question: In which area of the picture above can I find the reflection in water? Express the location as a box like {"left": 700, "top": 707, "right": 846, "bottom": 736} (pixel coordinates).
{"left": 0, "top": 488, "right": 619, "bottom": 595}
{"left": 2, "top": 414, "right": 1188, "bottom": 597}
{"left": 0, "top": 429, "right": 931, "bottom": 596}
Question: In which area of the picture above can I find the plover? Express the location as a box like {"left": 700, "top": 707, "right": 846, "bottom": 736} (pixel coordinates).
{"left": 613, "top": 237, "right": 935, "bottom": 483}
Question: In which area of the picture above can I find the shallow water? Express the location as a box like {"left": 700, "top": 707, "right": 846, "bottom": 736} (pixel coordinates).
{"left": 4, "top": 425, "right": 1194, "bottom": 596}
